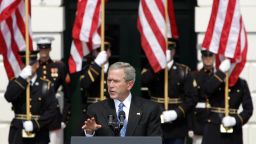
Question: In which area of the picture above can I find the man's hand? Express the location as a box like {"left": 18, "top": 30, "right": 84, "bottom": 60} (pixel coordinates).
{"left": 23, "top": 121, "right": 33, "bottom": 132}
{"left": 219, "top": 59, "right": 231, "bottom": 73}
{"left": 82, "top": 117, "right": 102, "bottom": 135}
{"left": 161, "top": 110, "right": 177, "bottom": 123}
{"left": 222, "top": 116, "right": 236, "bottom": 127}
{"left": 19, "top": 65, "right": 32, "bottom": 79}
{"left": 94, "top": 51, "right": 108, "bottom": 66}
{"left": 188, "top": 130, "right": 194, "bottom": 138}
{"left": 166, "top": 49, "right": 172, "bottom": 62}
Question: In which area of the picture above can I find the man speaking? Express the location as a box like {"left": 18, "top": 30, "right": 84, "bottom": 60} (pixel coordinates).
{"left": 82, "top": 62, "right": 162, "bottom": 137}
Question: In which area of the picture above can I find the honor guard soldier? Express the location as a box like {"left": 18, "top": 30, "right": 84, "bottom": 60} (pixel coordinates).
{"left": 4, "top": 50, "right": 58, "bottom": 144}
{"left": 141, "top": 38, "right": 198, "bottom": 144}
{"left": 201, "top": 59, "right": 253, "bottom": 144}
{"left": 80, "top": 41, "right": 111, "bottom": 119}
{"left": 35, "top": 37, "right": 71, "bottom": 143}
{"left": 187, "top": 50, "right": 214, "bottom": 144}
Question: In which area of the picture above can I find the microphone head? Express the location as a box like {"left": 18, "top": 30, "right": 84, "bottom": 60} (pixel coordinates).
{"left": 108, "top": 115, "right": 114, "bottom": 125}
{"left": 118, "top": 111, "right": 126, "bottom": 119}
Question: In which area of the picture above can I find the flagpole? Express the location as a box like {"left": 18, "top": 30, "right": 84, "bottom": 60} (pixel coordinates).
{"left": 224, "top": 72, "right": 229, "bottom": 117}
{"left": 24, "top": 0, "right": 34, "bottom": 138}
{"left": 25, "top": 0, "right": 31, "bottom": 121}
{"left": 100, "top": 0, "right": 105, "bottom": 101}
{"left": 164, "top": 0, "right": 169, "bottom": 111}
{"left": 220, "top": 72, "right": 233, "bottom": 133}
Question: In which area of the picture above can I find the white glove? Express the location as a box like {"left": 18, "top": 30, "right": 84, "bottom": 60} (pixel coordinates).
{"left": 219, "top": 59, "right": 231, "bottom": 73}
{"left": 61, "top": 122, "right": 66, "bottom": 129}
{"left": 222, "top": 116, "right": 236, "bottom": 127}
{"left": 162, "top": 110, "right": 177, "bottom": 122}
{"left": 94, "top": 51, "right": 108, "bottom": 66}
{"left": 23, "top": 121, "right": 33, "bottom": 132}
{"left": 188, "top": 130, "right": 194, "bottom": 138}
{"left": 104, "top": 62, "right": 109, "bottom": 73}
{"left": 166, "top": 49, "right": 172, "bottom": 62}
{"left": 19, "top": 65, "right": 32, "bottom": 79}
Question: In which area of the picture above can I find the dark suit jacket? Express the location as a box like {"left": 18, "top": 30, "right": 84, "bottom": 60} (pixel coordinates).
{"left": 86, "top": 95, "right": 162, "bottom": 136}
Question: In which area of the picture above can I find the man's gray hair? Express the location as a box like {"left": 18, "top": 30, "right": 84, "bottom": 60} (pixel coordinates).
{"left": 109, "top": 62, "right": 136, "bottom": 82}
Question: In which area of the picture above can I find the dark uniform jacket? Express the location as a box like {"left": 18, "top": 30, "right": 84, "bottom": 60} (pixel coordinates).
{"left": 202, "top": 70, "right": 253, "bottom": 144}
{"left": 37, "top": 59, "right": 71, "bottom": 130}
{"left": 187, "top": 68, "right": 213, "bottom": 135}
{"left": 141, "top": 62, "right": 198, "bottom": 139}
{"left": 80, "top": 62, "right": 108, "bottom": 117}
{"left": 4, "top": 76, "right": 58, "bottom": 144}
{"left": 86, "top": 96, "right": 162, "bottom": 136}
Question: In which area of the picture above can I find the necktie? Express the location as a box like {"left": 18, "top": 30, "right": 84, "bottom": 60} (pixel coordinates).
{"left": 118, "top": 103, "right": 126, "bottom": 137}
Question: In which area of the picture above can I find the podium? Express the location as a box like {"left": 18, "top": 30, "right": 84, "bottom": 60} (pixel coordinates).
{"left": 71, "top": 136, "right": 162, "bottom": 144}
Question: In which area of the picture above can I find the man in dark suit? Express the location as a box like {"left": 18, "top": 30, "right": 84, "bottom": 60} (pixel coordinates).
{"left": 82, "top": 62, "right": 162, "bottom": 137}
{"left": 4, "top": 50, "right": 58, "bottom": 144}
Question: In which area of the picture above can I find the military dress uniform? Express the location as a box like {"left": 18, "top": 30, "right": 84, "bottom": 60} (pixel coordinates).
{"left": 80, "top": 62, "right": 109, "bottom": 118}
{"left": 188, "top": 68, "right": 213, "bottom": 135}
{"left": 201, "top": 70, "right": 253, "bottom": 144}
{"left": 141, "top": 62, "right": 198, "bottom": 141}
{"left": 37, "top": 58, "right": 71, "bottom": 129}
{"left": 4, "top": 76, "right": 58, "bottom": 144}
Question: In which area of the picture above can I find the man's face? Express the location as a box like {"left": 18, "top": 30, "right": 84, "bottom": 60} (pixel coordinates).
{"left": 107, "top": 69, "right": 134, "bottom": 101}
{"left": 202, "top": 55, "right": 215, "bottom": 67}
{"left": 39, "top": 48, "right": 51, "bottom": 60}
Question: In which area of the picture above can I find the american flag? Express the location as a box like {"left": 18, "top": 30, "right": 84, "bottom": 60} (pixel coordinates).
{"left": 137, "top": 0, "right": 178, "bottom": 73}
{"left": 202, "top": 0, "right": 247, "bottom": 86}
{"left": 68, "top": 0, "right": 104, "bottom": 73}
{"left": 0, "top": 0, "right": 34, "bottom": 79}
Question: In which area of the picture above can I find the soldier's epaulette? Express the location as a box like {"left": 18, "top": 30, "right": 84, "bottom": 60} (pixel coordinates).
{"left": 40, "top": 77, "right": 52, "bottom": 90}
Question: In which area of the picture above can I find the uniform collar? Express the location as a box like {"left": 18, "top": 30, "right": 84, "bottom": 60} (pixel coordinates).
{"left": 202, "top": 67, "right": 214, "bottom": 74}
{"left": 39, "top": 58, "right": 53, "bottom": 65}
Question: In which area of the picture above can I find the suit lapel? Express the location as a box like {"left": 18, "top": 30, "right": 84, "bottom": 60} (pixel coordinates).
{"left": 125, "top": 96, "right": 142, "bottom": 136}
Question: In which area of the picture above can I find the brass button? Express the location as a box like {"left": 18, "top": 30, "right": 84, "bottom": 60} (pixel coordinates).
{"left": 30, "top": 105, "right": 32, "bottom": 108}
{"left": 207, "top": 119, "right": 211, "bottom": 123}
{"left": 43, "top": 65, "right": 46, "bottom": 69}
{"left": 38, "top": 97, "right": 42, "bottom": 101}
{"left": 43, "top": 76, "right": 46, "bottom": 79}
{"left": 83, "top": 109, "right": 86, "bottom": 112}
{"left": 237, "top": 89, "right": 240, "bottom": 93}
{"left": 228, "top": 89, "right": 231, "bottom": 92}
{"left": 43, "top": 71, "right": 47, "bottom": 74}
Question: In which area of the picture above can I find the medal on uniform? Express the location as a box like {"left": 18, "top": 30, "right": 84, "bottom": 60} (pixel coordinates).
{"left": 51, "top": 68, "right": 58, "bottom": 79}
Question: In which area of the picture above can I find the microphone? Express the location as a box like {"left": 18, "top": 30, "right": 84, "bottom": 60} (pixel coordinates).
{"left": 118, "top": 111, "right": 126, "bottom": 129}
{"left": 107, "top": 115, "right": 114, "bottom": 126}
